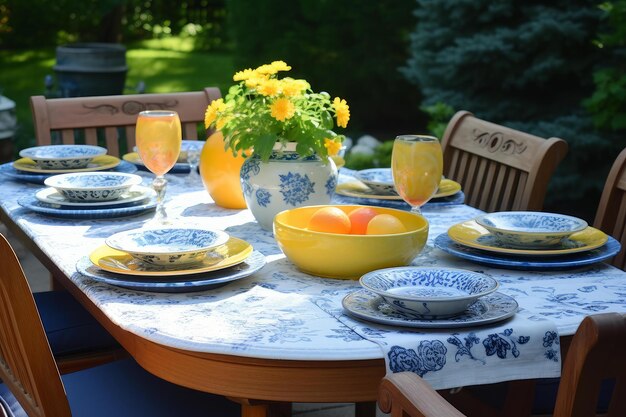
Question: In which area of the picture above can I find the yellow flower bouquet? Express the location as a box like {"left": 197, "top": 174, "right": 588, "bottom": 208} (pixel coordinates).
{"left": 204, "top": 60, "right": 349, "bottom": 162}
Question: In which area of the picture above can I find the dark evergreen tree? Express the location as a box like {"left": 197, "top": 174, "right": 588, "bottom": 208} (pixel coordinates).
{"left": 402, "top": 0, "right": 624, "bottom": 220}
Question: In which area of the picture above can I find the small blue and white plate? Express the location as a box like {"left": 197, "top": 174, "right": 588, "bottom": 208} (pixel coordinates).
{"left": 44, "top": 172, "right": 143, "bottom": 202}
{"left": 35, "top": 185, "right": 155, "bottom": 209}
{"left": 0, "top": 160, "right": 137, "bottom": 184}
{"left": 360, "top": 267, "right": 498, "bottom": 318}
{"left": 76, "top": 250, "right": 266, "bottom": 293}
{"left": 342, "top": 289, "right": 517, "bottom": 328}
{"left": 475, "top": 211, "right": 588, "bottom": 248}
{"left": 105, "top": 227, "right": 230, "bottom": 267}
{"left": 19, "top": 145, "right": 107, "bottom": 170}
{"left": 434, "top": 233, "right": 622, "bottom": 270}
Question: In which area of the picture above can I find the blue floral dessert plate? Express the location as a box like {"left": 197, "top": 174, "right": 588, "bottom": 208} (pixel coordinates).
{"left": 76, "top": 250, "right": 266, "bottom": 293}
{"left": 342, "top": 289, "right": 517, "bottom": 328}
{"left": 474, "top": 211, "right": 587, "bottom": 248}
{"left": 105, "top": 227, "right": 231, "bottom": 267}
{"left": 448, "top": 220, "right": 608, "bottom": 256}
{"left": 91, "top": 237, "right": 253, "bottom": 276}
{"left": 13, "top": 155, "right": 121, "bottom": 174}
{"left": 18, "top": 195, "right": 157, "bottom": 219}
{"left": 360, "top": 267, "right": 498, "bottom": 318}
{"left": 44, "top": 172, "right": 143, "bottom": 202}
{"left": 354, "top": 168, "right": 396, "bottom": 194}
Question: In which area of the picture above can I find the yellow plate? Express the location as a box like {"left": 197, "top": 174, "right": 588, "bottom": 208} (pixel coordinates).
{"left": 13, "top": 155, "right": 121, "bottom": 174}
{"left": 90, "top": 237, "right": 253, "bottom": 276}
{"left": 447, "top": 220, "right": 608, "bottom": 256}
{"left": 335, "top": 178, "right": 462, "bottom": 201}
{"left": 122, "top": 152, "right": 143, "bottom": 166}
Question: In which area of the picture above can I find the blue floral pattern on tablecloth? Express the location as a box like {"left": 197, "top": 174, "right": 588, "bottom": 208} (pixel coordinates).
{"left": 2, "top": 169, "right": 626, "bottom": 389}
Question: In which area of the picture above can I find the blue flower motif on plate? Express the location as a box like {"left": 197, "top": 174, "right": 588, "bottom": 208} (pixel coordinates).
{"left": 256, "top": 189, "right": 271, "bottom": 207}
{"left": 279, "top": 172, "right": 315, "bottom": 206}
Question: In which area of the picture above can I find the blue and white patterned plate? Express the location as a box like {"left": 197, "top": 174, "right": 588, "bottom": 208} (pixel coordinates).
{"left": 0, "top": 159, "right": 137, "bottom": 184}
{"left": 354, "top": 168, "right": 396, "bottom": 194}
{"left": 475, "top": 211, "right": 588, "bottom": 248}
{"left": 360, "top": 267, "right": 499, "bottom": 318}
{"left": 35, "top": 185, "right": 155, "bottom": 208}
{"left": 105, "top": 227, "right": 230, "bottom": 266}
{"left": 342, "top": 289, "right": 517, "bottom": 328}
{"left": 434, "top": 233, "right": 622, "bottom": 270}
{"left": 123, "top": 152, "right": 191, "bottom": 174}
{"left": 44, "top": 172, "right": 143, "bottom": 202}
{"left": 19, "top": 144, "right": 107, "bottom": 169}
{"left": 18, "top": 195, "right": 156, "bottom": 219}
{"left": 332, "top": 190, "right": 464, "bottom": 209}
{"left": 76, "top": 250, "right": 266, "bottom": 293}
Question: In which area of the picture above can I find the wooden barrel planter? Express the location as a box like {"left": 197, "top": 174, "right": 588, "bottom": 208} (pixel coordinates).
{"left": 53, "top": 43, "right": 128, "bottom": 97}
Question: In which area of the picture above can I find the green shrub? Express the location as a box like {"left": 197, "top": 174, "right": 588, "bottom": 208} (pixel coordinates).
{"left": 226, "top": 0, "right": 423, "bottom": 136}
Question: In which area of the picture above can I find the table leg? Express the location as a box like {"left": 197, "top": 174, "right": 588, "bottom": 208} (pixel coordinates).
{"left": 228, "top": 398, "right": 292, "bottom": 417}
{"left": 355, "top": 401, "right": 377, "bottom": 417}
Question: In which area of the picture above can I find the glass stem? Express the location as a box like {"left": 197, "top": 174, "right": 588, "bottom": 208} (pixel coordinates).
{"left": 410, "top": 205, "right": 422, "bottom": 215}
{"left": 153, "top": 175, "right": 168, "bottom": 223}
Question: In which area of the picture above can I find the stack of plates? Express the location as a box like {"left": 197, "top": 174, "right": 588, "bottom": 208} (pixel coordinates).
{"left": 342, "top": 266, "right": 518, "bottom": 328}
{"left": 76, "top": 228, "right": 265, "bottom": 292}
{"left": 334, "top": 168, "right": 464, "bottom": 209}
{"left": 124, "top": 140, "right": 205, "bottom": 174}
{"left": 435, "top": 212, "right": 622, "bottom": 270}
{"left": 0, "top": 144, "right": 136, "bottom": 185}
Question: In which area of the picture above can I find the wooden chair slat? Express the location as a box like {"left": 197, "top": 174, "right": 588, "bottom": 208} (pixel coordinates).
{"left": 594, "top": 148, "right": 626, "bottom": 271}
{"left": 30, "top": 87, "right": 222, "bottom": 158}
{"left": 0, "top": 233, "right": 71, "bottom": 417}
{"left": 84, "top": 128, "right": 98, "bottom": 146}
{"left": 441, "top": 111, "right": 568, "bottom": 212}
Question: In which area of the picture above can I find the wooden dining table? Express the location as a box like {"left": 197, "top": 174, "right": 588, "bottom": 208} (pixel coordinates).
{"left": 1, "top": 165, "right": 625, "bottom": 417}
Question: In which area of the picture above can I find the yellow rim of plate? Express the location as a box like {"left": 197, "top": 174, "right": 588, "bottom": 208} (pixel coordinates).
{"left": 447, "top": 220, "right": 608, "bottom": 256}
{"left": 89, "top": 237, "right": 253, "bottom": 276}
{"left": 335, "top": 178, "right": 462, "bottom": 201}
{"left": 13, "top": 155, "right": 121, "bottom": 174}
{"left": 122, "top": 152, "right": 144, "bottom": 166}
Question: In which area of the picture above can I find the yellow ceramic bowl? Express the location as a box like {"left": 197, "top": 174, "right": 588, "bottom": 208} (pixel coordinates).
{"left": 273, "top": 205, "right": 429, "bottom": 280}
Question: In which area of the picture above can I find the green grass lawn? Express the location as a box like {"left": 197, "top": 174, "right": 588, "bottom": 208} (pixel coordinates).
{"left": 0, "top": 37, "right": 235, "bottom": 155}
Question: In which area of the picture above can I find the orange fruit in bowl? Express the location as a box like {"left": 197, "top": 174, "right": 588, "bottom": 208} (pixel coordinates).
{"left": 348, "top": 207, "right": 379, "bottom": 234}
{"left": 307, "top": 207, "right": 351, "bottom": 234}
{"left": 366, "top": 214, "right": 407, "bottom": 235}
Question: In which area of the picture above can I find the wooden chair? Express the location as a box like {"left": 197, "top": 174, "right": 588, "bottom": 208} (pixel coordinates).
{"left": 30, "top": 87, "right": 221, "bottom": 156}
{"left": 378, "top": 312, "right": 626, "bottom": 417}
{"left": 441, "top": 111, "right": 568, "bottom": 212}
{"left": 594, "top": 148, "right": 626, "bottom": 270}
{"left": 0, "top": 232, "right": 240, "bottom": 417}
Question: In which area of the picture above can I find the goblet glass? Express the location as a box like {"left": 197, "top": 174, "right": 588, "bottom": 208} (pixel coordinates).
{"left": 391, "top": 134, "right": 443, "bottom": 215}
{"left": 135, "top": 110, "right": 182, "bottom": 224}
{"left": 185, "top": 141, "right": 203, "bottom": 185}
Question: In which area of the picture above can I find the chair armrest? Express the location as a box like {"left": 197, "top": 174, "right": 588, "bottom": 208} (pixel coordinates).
{"left": 378, "top": 372, "right": 466, "bottom": 417}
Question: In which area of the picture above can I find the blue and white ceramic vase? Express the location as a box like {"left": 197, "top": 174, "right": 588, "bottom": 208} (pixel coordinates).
{"left": 240, "top": 150, "right": 338, "bottom": 230}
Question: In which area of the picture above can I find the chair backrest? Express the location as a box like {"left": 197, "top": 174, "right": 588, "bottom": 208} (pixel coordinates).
{"left": 30, "top": 87, "right": 222, "bottom": 157}
{"left": 441, "top": 110, "right": 568, "bottom": 212}
{"left": 594, "top": 148, "right": 626, "bottom": 270}
{"left": 0, "top": 233, "right": 72, "bottom": 417}
{"left": 378, "top": 313, "right": 626, "bottom": 417}
{"left": 553, "top": 313, "right": 626, "bottom": 417}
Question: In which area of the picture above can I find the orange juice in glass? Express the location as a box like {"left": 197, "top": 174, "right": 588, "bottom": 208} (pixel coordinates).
{"left": 391, "top": 135, "right": 443, "bottom": 214}
{"left": 136, "top": 110, "right": 182, "bottom": 224}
